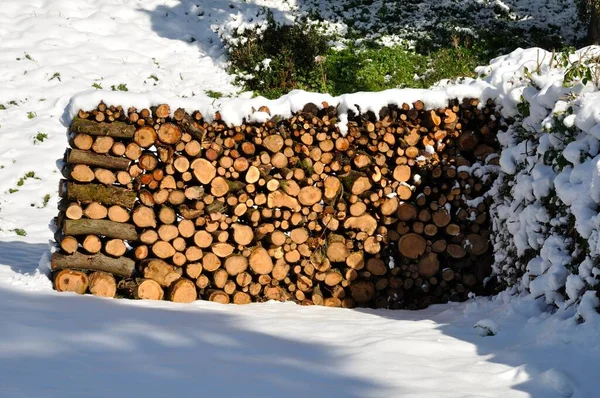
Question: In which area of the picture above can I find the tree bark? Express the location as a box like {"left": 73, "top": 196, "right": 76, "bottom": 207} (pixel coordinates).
{"left": 70, "top": 117, "right": 135, "bottom": 138}
{"left": 52, "top": 251, "right": 135, "bottom": 277}
{"left": 62, "top": 181, "right": 136, "bottom": 208}
{"left": 63, "top": 219, "right": 137, "bottom": 241}
{"left": 66, "top": 149, "right": 131, "bottom": 170}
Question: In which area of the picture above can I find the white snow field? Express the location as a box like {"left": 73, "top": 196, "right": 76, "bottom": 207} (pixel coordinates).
{"left": 1, "top": 1, "right": 599, "bottom": 397}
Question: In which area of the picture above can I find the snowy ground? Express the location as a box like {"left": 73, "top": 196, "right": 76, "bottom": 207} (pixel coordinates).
{"left": 2, "top": 241, "right": 597, "bottom": 398}
{"left": 1, "top": 1, "right": 599, "bottom": 397}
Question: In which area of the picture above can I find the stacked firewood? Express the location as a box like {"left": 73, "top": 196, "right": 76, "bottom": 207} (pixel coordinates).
{"left": 52, "top": 98, "right": 499, "bottom": 309}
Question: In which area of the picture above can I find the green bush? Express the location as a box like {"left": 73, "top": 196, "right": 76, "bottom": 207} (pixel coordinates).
{"left": 226, "top": 13, "right": 486, "bottom": 97}
{"left": 323, "top": 46, "right": 426, "bottom": 94}
{"left": 228, "top": 14, "right": 329, "bottom": 99}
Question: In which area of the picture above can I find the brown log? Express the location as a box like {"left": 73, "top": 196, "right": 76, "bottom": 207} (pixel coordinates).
{"left": 54, "top": 269, "right": 88, "bottom": 294}
{"left": 447, "top": 243, "right": 466, "bottom": 259}
{"left": 213, "top": 269, "right": 229, "bottom": 289}
{"left": 224, "top": 255, "right": 248, "bottom": 276}
{"left": 349, "top": 202, "right": 367, "bottom": 217}
{"left": 211, "top": 177, "right": 245, "bottom": 197}
{"left": 141, "top": 258, "right": 180, "bottom": 287}
{"left": 325, "top": 269, "right": 344, "bottom": 286}
{"left": 84, "top": 202, "right": 108, "bottom": 220}
{"left": 393, "top": 165, "right": 411, "bottom": 182}
{"left": 94, "top": 168, "right": 116, "bottom": 185}
{"left": 125, "top": 142, "right": 142, "bottom": 160}
{"left": 397, "top": 202, "right": 417, "bottom": 221}
{"left": 92, "top": 136, "right": 114, "bottom": 154}
{"left": 327, "top": 241, "right": 349, "bottom": 263}
{"left": 211, "top": 243, "right": 234, "bottom": 258}
{"left": 71, "top": 117, "right": 135, "bottom": 138}
{"left": 263, "top": 135, "right": 284, "bottom": 152}
{"left": 83, "top": 235, "right": 102, "bottom": 254}
{"left": 350, "top": 280, "right": 375, "bottom": 303}
{"left": 88, "top": 271, "right": 116, "bottom": 298}
{"left": 245, "top": 166, "right": 261, "bottom": 184}
{"left": 134, "top": 245, "right": 149, "bottom": 260}
{"left": 267, "top": 191, "right": 301, "bottom": 212}
{"left": 64, "top": 203, "right": 83, "bottom": 221}
{"left": 298, "top": 186, "right": 322, "bottom": 206}
{"left": 380, "top": 197, "right": 399, "bottom": 216}
{"left": 465, "top": 234, "right": 488, "bottom": 255}
{"left": 60, "top": 235, "right": 79, "bottom": 254}
{"left": 232, "top": 224, "right": 254, "bottom": 245}
{"left": 139, "top": 153, "right": 158, "bottom": 171}
{"left": 398, "top": 233, "right": 426, "bottom": 259}
{"left": 158, "top": 224, "right": 179, "bottom": 242}
{"left": 366, "top": 258, "right": 387, "bottom": 276}
{"left": 132, "top": 206, "right": 157, "bottom": 228}
{"left": 71, "top": 164, "right": 95, "bottom": 182}
{"left": 158, "top": 206, "right": 176, "bottom": 225}
{"left": 174, "top": 156, "right": 190, "bottom": 173}
{"left": 107, "top": 205, "right": 130, "bottom": 223}
{"left": 445, "top": 223, "right": 461, "bottom": 236}
{"left": 344, "top": 214, "right": 377, "bottom": 235}
{"left": 66, "top": 148, "right": 130, "bottom": 170}
{"left": 185, "top": 263, "right": 203, "bottom": 279}
{"left": 290, "top": 228, "right": 309, "bottom": 244}
{"left": 346, "top": 252, "right": 365, "bottom": 270}
{"left": 51, "top": 251, "right": 135, "bottom": 277}
{"left": 339, "top": 171, "right": 372, "bottom": 195}
{"left": 64, "top": 219, "right": 137, "bottom": 241}
{"left": 233, "top": 291, "right": 252, "bottom": 304}
{"left": 418, "top": 253, "right": 440, "bottom": 277}
{"left": 202, "top": 252, "right": 222, "bottom": 272}
{"left": 432, "top": 208, "right": 451, "bottom": 227}
{"left": 249, "top": 247, "right": 273, "bottom": 275}
{"left": 157, "top": 123, "right": 182, "bottom": 144}
{"left": 442, "top": 268, "right": 455, "bottom": 282}
{"left": 134, "top": 126, "right": 157, "bottom": 148}
{"left": 63, "top": 181, "right": 136, "bottom": 208}
{"left": 152, "top": 241, "right": 176, "bottom": 259}
{"left": 168, "top": 278, "right": 197, "bottom": 303}
{"left": 105, "top": 239, "right": 127, "bottom": 257}
{"left": 73, "top": 133, "right": 93, "bottom": 150}
{"left": 134, "top": 279, "right": 164, "bottom": 300}
{"left": 178, "top": 219, "right": 195, "bottom": 238}
{"left": 208, "top": 290, "right": 230, "bottom": 304}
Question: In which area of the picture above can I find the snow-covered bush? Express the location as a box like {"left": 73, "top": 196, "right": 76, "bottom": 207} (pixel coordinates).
{"left": 484, "top": 47, "right": 600, "bottom": 319}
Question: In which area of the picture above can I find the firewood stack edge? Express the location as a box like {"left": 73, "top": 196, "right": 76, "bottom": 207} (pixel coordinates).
{"left": 52, "top": 98, "right": 499, "bottom": 309}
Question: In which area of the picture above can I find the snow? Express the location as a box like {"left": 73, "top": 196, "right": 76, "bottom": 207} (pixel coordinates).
{"left": 2, "top": 249, "right": 600, "bottom": 398}
{"left": 1, "top": 0, "right": 600, "bottom": 397}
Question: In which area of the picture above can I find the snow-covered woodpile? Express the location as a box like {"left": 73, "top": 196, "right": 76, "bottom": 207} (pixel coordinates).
{"left": 52, "top": 99, "right": 500, "bottom": 309}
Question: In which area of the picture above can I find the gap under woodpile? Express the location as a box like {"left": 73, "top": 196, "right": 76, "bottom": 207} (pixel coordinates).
{"left": 53, "top": 98, "right": 500, "bottom": 309}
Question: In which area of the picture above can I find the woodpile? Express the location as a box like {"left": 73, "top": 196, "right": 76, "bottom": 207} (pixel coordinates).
{"left": 52, "top": 98, "right": 499, "bottom": 309}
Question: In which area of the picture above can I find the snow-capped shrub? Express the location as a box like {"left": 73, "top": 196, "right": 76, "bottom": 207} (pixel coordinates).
{"left": 486, "top": 47, "right": 600, "bottom": 312}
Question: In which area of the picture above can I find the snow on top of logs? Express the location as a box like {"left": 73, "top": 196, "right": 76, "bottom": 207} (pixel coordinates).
{"left": 62, "top": 80, "right": 495, "bottom": 136}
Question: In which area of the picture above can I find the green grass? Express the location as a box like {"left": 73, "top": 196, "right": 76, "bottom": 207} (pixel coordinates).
{"left": 16, "top": 171, "right": 40, "bottom": 187}
{"left": 111, "top": 84, "right": 128, "bottom": 91}
{"left": 41, "top": 194, "right": 51, "bottom": 208}
{"left": 205, "top": 90, "right": 224, "bottom": 99}
{"left": 27, "top": 111, "right": 36, "bottom": 119}
{"left": 223, "top": 3, "right": 580, "bottom": 99}
{"left": 13, "top": 228, "right": 27, "bottom": 237}
{"left": 33, "top": 132, "right": 48, "bottom": 144}
{"left": 226, "top": 14, "right": 484, "bottom": 98}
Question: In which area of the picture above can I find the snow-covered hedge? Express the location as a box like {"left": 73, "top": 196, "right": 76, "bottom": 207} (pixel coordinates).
{"left": 483, "top": 47, "right": 600, "bottom": 321}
